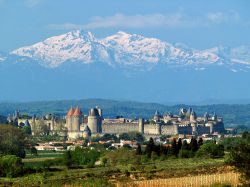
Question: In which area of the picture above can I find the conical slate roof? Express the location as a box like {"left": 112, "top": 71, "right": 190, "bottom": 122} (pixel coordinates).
{"left": 154, "top": 110, "right": 160, "bottom": 116}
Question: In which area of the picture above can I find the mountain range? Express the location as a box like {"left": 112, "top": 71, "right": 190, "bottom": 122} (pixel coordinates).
{"left": 6, "top": 30, "right": 250, "bottom": 70}
{"left": 0, "top": 30, "right": 250, "bottom": 103}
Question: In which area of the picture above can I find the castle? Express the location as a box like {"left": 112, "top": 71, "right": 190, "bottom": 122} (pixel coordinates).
{"left": 66, "top": 106, "right": 102, "bottom": 139}
{"left": 64, "top": 106, "right": 225, "bottom": 139}
{"left": 12, "top": 106, "right": 225, "bottom": 139}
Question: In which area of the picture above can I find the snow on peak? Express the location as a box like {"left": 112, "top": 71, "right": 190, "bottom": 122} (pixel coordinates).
{"left": 11, "top": 30, "right": 250, "bottom": 68}
{"left": 12, "top": 30, "right": 110, "bottom": 67}
{"left": 101, "top": 31, "right": 172, "bottom": 65}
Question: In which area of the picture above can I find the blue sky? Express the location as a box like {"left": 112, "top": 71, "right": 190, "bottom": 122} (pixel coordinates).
{"left": 0, "top": 0, "right": 250, "bottom": 52}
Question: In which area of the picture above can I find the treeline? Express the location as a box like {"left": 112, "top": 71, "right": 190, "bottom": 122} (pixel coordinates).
{"left": 90, "top": 132, "right": 144, "bottom": 143}
{"left": 139, "top": 137, "right": 224, "bottom": 159}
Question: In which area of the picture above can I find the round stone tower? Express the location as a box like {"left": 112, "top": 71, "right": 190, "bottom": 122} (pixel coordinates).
{"left": 88, "top": 108, "right": 102, "bottom": 134}
{"left": 138, "top": 118, "right": 144, "bottom": 134}
{"left": 72, "top": 106, "right": 82, "bottom": 132}
{"left": 66, "top": 107, "right": 74, "bottom": 132}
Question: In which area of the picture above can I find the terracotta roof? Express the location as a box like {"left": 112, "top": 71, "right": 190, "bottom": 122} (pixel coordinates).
{"left": 73, "top": 106, "right": 81, "bottom": 116}
{"left": 67, "top": 107, "right": 74, "bottom": 116}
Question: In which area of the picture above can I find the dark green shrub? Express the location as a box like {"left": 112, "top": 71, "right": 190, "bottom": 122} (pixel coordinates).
{"left": 0, "top": 155, "right": 23, "bottom": 177}
{"left": 179, "top": 149, "right": 194, "bottom": 158}
{"left": 63, "top": 147, "right": 100, "bottom": 168}
{"left": 196, "top": 143, "right": 224, "bottom": 158}
{"left": 0, "top": 125, "right": 26, "bottom": 158}
{"left": 226, "top": 138, "right": 250, "bottom": 185}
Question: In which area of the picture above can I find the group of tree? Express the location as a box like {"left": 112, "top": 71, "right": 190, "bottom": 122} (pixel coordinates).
{"left": 0, "top": 125, "right": 27, "bottom": 158}
{"left": 226, "top": 131, "right": 250, "bottom": 185}
{"left": 90, "top": 132, "right": 144, "bottom": 143}
{"left": 0, "top": 155, "right": 23, "bottom": 177}
{"left": 141, "top": 137, "right": 224, "bottom": 159}
{"left": 63, "top": 147, "right": 100, "bottom": 168}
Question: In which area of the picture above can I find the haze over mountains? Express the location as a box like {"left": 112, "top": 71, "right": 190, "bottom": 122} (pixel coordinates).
{"left": 0, "top": 30, "right": 250, "bottom": 103}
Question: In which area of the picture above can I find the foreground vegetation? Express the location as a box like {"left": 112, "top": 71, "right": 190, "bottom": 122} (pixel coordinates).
{"left": 0, "top": 124, "right": 249, "bottom": 186}
{"left": 1, "top": 156, "right": 227, "bottom": 186}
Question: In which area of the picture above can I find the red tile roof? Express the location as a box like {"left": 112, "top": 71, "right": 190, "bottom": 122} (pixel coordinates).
{"left": 67, "top": 107, "right": 74, "bottom": 116}
{"left": 73, "top": 106, "right": 81, "bottom": 116}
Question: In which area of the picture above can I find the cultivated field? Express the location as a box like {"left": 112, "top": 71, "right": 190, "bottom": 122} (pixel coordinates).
{"left": 117, "top": 172, "right": 240, "bottom": 187}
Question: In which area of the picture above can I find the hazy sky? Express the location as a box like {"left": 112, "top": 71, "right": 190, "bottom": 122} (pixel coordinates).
{"left": 0, "top": 0, "right": 249, "bottom": 51}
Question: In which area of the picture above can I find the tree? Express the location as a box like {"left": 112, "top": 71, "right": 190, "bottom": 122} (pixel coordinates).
{"left": 0, "top": 125, "right": 26, "bottom": 158}
{"left": 128, "top": 132, "right": 144, "bottom": 142}
{"left": 226, "top": 138, "right": 250, "bottom": 185}
{"left": 242, "top": 131, "right": 249, "bottom": 139}
{"left": 179, "top": 140, "right": 193, "bottom": 158}
{"left": 220, "top": 137, "right": 243, "bottom": 151}
{"left": 0, "top": 155, "right": 23, "bottom": 177}
{"left": 64, "top": 150, "right": 73, "bottom": 169}
{"left": 160, "top": 144, "right": 169, "bottom": 156}
{"left": 119, "top": 133, "right": 130, "bottom": 140}
{"left": 198, "top": 137, "right": 203, "bottom": 148}
{"left": 119, "top": 132, "right": 145, "bottom": 142}
{"left": 22, "top": 126, "right": 32, "bottom": 135}
{"left": 182, "top": 140, "right": 189, "bottom": 150}
{"left": 196, "top": 143, "right": 224, "bottom": 158}
{"left": 170, "top": 138, "right": 178, "bottom": 157}
{"left": 30, "top": 147, "right": 38, "bottom": 155}
{"left": 136, "top": 144, "right": 142, "bottom": 155}
{"left": 177, "top": 138, "right": 182, "bottom": 151}
{"left": 154, "top": 144, "right": 161, "bottom": 156}
{"left": 145, "top": 137, "right": 155, "bottom": 158}
{"left": 190, "top": 138, "right": 198, "bottom": 152}
{"left": 100, "top": 134, "right": 118, "bottom": 142}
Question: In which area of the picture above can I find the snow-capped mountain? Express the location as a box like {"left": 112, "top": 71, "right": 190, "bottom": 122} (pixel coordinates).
{"left": 2, "top": 30, "right": 250, "bottom": 103}
{"left": 12, "top": 30, "right": 111, "bottom": 67}
{"left": 10, "top": 30, "right": 250, "bottom": 69}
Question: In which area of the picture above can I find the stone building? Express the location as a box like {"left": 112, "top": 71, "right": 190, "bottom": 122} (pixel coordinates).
{"left": 87, "top": 107, "right": 102, "bottom": 134}
{"left": 102, "top": 108, "right": 224, "bottom": 136}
